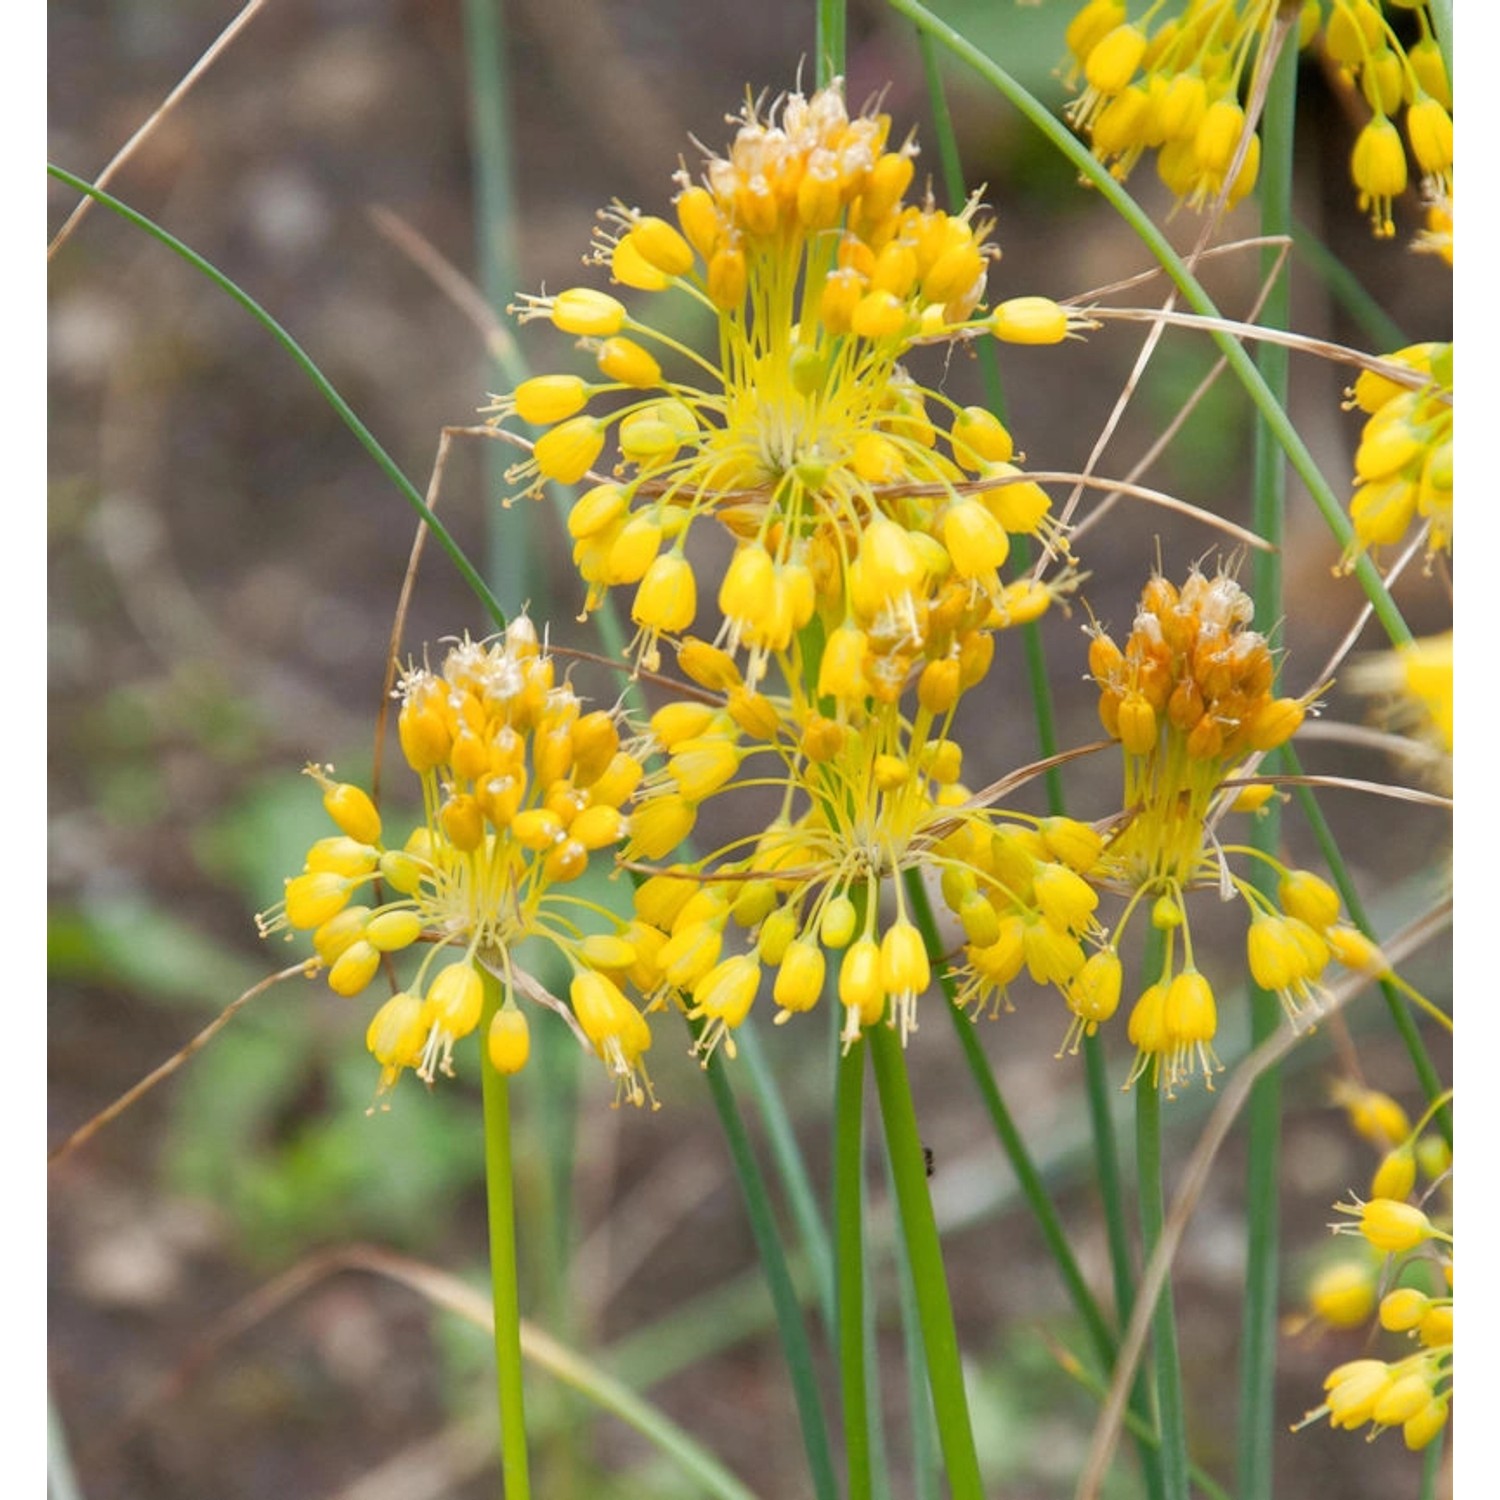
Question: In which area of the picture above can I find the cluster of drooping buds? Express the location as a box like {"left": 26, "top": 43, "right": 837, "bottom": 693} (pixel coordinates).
{"left": 1061, "top": 2, "right": 1453, "bottom": 241}
{"left": 1295, "top": 1083, "right": 1452, "bottom": 1450}
{"left": 1084, "top": 565, "right": 1353, "bottom": 1092}
{"left": 486, "top": 78, "right": 1084, "bottom": 680}
{"left": 1322, "top": 0, "right": 1453, "bottom": 239}
{"left": 1340, "top": 342, "right": 1453, "bottom": 570}
{"left": 259, "top": 617, "right": 662, "bottom": 1106}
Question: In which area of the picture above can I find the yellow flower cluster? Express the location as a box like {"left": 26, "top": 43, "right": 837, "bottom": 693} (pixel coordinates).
{"left": 615, "top": 630, "right": 1106, "bottom": 1061}
{"left": 258, "top": 618, "right": 660, "bottom": 1107}
{"left": 1085, "top": 565, "right": 1372, "bottom": 1092}
{"left": 1348, "top": 630, "right": 1453, "bottom": 791}
{"left": 1323, "top": 0, "right": 1452, "bottom": 239}
{"left": 488, "top": 79, "right": 1080, "bottom": 677}
{"left": 1061, "top": 2, "right": 1453, "bottom": 240}
{"left": 1296, "top": 1085, "right": 1452, "bottom": 1450}
{"left": 1340, "top": 342, "right": 1453, "bottom": 569}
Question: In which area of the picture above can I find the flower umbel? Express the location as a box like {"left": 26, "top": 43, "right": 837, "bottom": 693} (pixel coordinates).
{"left": 488, "top": 79, "right": 1081, "bottom": 678}
{"left": 258, "top": 616, "right": 659, "bottom": 1107}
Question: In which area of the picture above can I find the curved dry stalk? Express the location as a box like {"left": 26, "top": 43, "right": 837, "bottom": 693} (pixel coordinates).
{"left": 1016, "top": 471, "right": 1274, "bottom": 552}
{"left": 1083, "top": 307, "right": 1446, "bottom": 394}
{"left": 1073, "top": 898, "right": 1453, "bottom": 1500}
{"left": 83, "top": 1240, "right": 755, "bottom": 1500}
{"left": 507, "top": 964, "right": 589, "bottom": 1050}
{"left": 47, "top": 960, "right": 315, "bottom": 1167}
{"left": 367, "top": 205, "right": 518, "bottom": 368}
{"left": 48, "top": 0, "right": 268, "bottom": 258}
{"left": 1057, "top": 237, "right": 1289, "bottom": 557}
{"left": 1063, "top": 235, "right": 1290, "bottom": 306}
{"left": 1292, "top": 719, "right": 1449, "bottom": 761}
{"left": 1221, "top": 772, "right": 1451, "bottom": 810}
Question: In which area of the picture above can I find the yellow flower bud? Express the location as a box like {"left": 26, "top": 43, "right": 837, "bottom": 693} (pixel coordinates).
{"left": 550, "top": 288, "right": 626, "bottom": 336}
{"left": 513, "top": 374, "right": 588, "bottom": 425}
{"left": 488, "top": 1006, "right": 531, "bottom": 1075}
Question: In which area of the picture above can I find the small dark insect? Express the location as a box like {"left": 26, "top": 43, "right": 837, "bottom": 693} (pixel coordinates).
{"left": 922, "top": 1144, "right": 935, "bottom": 1178}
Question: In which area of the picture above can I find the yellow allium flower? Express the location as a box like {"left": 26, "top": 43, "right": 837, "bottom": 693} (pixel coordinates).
{"left": 258, "top": 616, "right": 658, "bottom": 1107}
{"left": 1061, "top": 1, "right": 1454, "bottom": 237}
{"left": 488, "top": 79, "right": 1082, "bottom": 679}
{"left": 1339, "top": 342, "right": 1452, "bottom": 569}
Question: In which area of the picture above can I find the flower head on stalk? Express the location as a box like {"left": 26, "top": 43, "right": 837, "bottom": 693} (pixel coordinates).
{"left": 486, "top": 78, "right": 1084, "bottom": 677}
{"left": 1339, "top": 342, "right": 1453, "bottom": 570}
{"left": 615, "top": 619, "right": 1109, "bottom": 1062}
{"left": 1060, "top": 1, "right": 1453, "bottom": 238}
{"left": 1083, "top": 563, "right": 1360, "bottom": 1093}
{"left": 1296, "top": 1090, "right": 1452, "bottom": 1453}
{"left": 257, "top": 617, "right": 660, "bottom": 1107}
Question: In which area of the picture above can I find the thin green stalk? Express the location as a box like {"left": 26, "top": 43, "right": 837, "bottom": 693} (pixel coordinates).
{"left": 462, "top": 0, "right": 532, "bottom": 617}
{"left": 868, "top": 1024, "right": 984, "bottom": 1497}
{"left": 1419, "top": 1423, "right": 1445, "bottom": 1500}
{"left": 878, "top": 1, "right": 1414, "bottom": 651}
{"left": 1083, "top": 1032, "right": 1166, "bottom": 1500}
{"left": 816, "top": 0, "right": 846, "bottom": 87}
{"left": 693, "top": 1018, "right": 840, "bottom": 1500}
{"left": 737, "top": 1020, "right": 837, "bottom": 1339}
{"left": 836, "top": 1038, "right": 874, "bottom": 1500}
{"left": 1281, "top": 745, "right": 1451, "bottom": 1144}
{"left": 1291, "top": 220, "right": 1408, "bottom": 351}
{"left": 1238, "top": 33, "right": 1296, "bottom": 1500}
{"left": 1135, "top": 1081, "right": 1188, "bottom": 1500}
{"left": 47, "top": 165, "right": 506, "bottom": 630}
{"left": 884, "top": 1148, "right": 941, "bottom": 1500}
{"left": 906, "top": 872, "right": 1114, "bottom": 1370}
{"left": 480, "top": 971, "right": 532, "bottom": 1499}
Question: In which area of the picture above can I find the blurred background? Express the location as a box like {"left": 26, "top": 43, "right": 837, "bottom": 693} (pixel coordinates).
{"left": 49, "top": 2, "right": 1452, "bottom": 1496}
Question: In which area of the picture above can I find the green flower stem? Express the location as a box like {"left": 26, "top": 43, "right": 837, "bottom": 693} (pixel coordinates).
{"left": 868, "top": 1023, "right": 984, "bottom": 1497}
{"left": 1083, "top": 1033, "right": 1166, "bottom": 1500}
{"left": 1135, "top": 1080, "right": 1189, "bottom": 1500}
{"left": 816, "top": 0, "right": 846, "bottom": 86}
{"left": 46, "top": 165, "right": 506, "bottom": 631}
{"left": 884, "top": 1147, "right": 941, "bottom": 1500}
{"left": 690, "top": 1016, "right": 840, "bottom": 1500}
{"left": 1281, "top": 747, "right": 1452, "bottom": 1144}
{"left": 479, "top": 971, "right": 532, "bottom": 1500}
{"left": 1419, "top": 1424, "right": 1445, "bottom": 1500}
{"left": 1128, "top": 1086, "right": 1188, "bottom": 1500}
{"left": 835, "top": 1037, "right": 874, "bottom": 1500}
{"left": 1238, "top": 34, "right": 1297, "bottom": 1500}
{"left": 878, "top": 1, "right": 1413, "bottom": 651}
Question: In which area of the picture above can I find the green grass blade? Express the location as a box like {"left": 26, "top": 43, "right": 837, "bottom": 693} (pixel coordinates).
{"left": 47, "top": 164, "right": 506, "bottom": 629}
